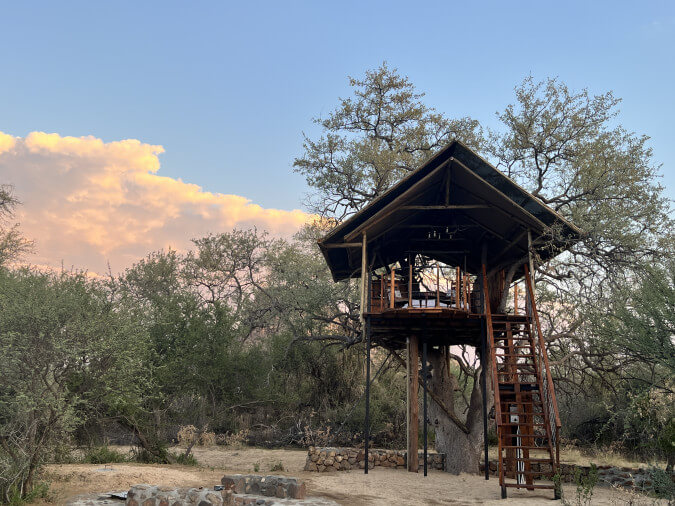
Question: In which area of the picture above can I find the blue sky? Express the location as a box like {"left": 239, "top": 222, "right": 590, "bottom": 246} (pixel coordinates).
{"left": 1, "top": 0, "right": 674, "bottom": 210}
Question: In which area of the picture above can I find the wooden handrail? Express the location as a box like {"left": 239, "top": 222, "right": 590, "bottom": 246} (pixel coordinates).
{"left": 481, "top": 264, "right": 502, "bottom": 427}
{"left": 436, "top": 263, "right": 440, "bottom": 307}
{"left": 523, "top": 264, "right": 561, "bottom": 429}
{"left": 455, "top": 266, "right": 460, "bottom": 308}
{"left": 408, "top": 262, "right": 413, "bottom": 307}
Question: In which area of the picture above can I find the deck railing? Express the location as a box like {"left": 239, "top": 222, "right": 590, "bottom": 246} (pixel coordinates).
{"left": 368, "top": 264, "right": 473, "bottom": 313}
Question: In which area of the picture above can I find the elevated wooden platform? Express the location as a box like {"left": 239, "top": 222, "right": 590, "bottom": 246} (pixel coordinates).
{"left": 366, "top": 309, "right": 529, "bottom": 349}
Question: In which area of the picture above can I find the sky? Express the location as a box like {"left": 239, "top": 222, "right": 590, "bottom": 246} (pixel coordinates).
{"left": 1, "top": 1, "right": 673, "bottom": 274}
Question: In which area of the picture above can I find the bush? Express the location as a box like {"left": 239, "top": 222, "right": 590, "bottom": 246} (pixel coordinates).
{"left": 132, "top": 444, "right": 171, "bottom": 464}
{"left": 216, "top": 429, "right": 249, "bottom": 448}
{"left": 3, "top": 480, "right": 50, "bottom": 506}
{"left": 176, "top": 425, "right": 217, "bottom": 448}
{"left": 646, "top": 466, "right": 675, "bottom": 500}
{"left": 174, "top": 452, "right": 199, "bottom": 466}
{"left": 83, "top": 446, "right": 127, "bottom": 464}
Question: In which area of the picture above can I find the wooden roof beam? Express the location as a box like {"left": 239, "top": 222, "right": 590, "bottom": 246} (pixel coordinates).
{"left": 399, "top": 205, "right": 490, "bottom": 210}
{"left": 452, "top": 158, "right": 548, "bottom": 231}
{"left": 490, "top": 229, "right": 528, "bottom": 265}
{"left": 344, "top": 160, "right": 451, "bottom": 242}
{"left": 322, "top": 242, "right": 363, "bottom": 249}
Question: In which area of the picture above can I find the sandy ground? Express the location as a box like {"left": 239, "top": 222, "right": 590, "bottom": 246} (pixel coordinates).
{"left": 39, "top": 447, "right": 665, "bottom": 506}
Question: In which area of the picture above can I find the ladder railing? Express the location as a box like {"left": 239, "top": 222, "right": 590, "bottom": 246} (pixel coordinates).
{"left": 522, "top": 264, "right": 561, "bottom": 476}
{"left": 481, "top": 264, "right": 504, "bottom": 487}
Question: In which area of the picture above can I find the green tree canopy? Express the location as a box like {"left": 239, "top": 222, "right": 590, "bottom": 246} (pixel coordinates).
{"left": 294, "top": 63, "right": 483, "bottom": 218}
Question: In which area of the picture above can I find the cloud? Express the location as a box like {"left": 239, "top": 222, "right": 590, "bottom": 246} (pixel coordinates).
{"left": 0, "top": 131, "right": 310, "bottom": 274}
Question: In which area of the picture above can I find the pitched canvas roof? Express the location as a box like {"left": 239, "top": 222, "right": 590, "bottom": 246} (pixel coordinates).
{"left": 319, "top": 140, "right": 581, "bottom": 282}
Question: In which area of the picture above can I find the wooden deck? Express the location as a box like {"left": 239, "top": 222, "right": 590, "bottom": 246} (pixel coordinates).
{"left": 366, "top": 307, "right": 529, "bottom": 349}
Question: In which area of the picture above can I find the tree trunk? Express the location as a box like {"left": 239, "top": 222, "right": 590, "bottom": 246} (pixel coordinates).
{"left": 427, "top": 347, "right": 493, "bottom": 474}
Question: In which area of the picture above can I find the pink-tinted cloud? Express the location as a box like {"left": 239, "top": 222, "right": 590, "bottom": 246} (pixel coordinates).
{"left": 0, "top": 131, "right": 310, "bottom": 273}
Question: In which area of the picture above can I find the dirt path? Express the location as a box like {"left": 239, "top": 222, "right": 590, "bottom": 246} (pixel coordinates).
{"left": 40, "top": 447, "right": 663, "bottom": 505}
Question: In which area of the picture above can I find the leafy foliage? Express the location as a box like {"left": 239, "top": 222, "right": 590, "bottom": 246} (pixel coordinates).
{"left": 0, "top": 269, "right": 146, "bottom": 502}
{"left": 294, "top": 63, "right": 483, "bottom": 218}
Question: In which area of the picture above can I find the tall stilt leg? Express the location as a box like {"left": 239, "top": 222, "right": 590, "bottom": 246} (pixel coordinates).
{"left": 422, "top": 339, "right": 428, "bottom": 477}
{"left": 407, "top": 336, "right": 419, "bottom": 472}
{"left": 364, "top": 316, "right": 371, "bottom": 474}
{"left": 482, "top": 317, "right": 489, "bottom": 480}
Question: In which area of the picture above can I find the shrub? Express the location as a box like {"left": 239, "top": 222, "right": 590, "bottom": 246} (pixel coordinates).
{"left": 174, "top": 452, "right": 199, "bottom": 467}
{"left": 646, "top": 466, "right": 675, "bottom": 500}
{"left": 132, "top": 444, "right": 171, "bottom": 464}
{"left": 83, "top": 446, "right": 127, "bottom": 464}
{"left": 177, "top": 425, "right": 217, "bottom": 447}
{"left": 199, "top": 431, "right": 216, "bottom": 447}
{"left": 216, "top": 429, "right": 249, "bottom": 448}
{"left": 176, "top": 425, "right": 198, "bottom": 447}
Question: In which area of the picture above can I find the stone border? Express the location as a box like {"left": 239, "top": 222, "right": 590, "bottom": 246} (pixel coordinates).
{"left": 220, "top": 474, "right": 305, "bottom": 499}
{"left": 304, "top": 447, "right": 445, "bottom": 472}
{"left": 126, "top": 477, "right": 338, "bottom": 506}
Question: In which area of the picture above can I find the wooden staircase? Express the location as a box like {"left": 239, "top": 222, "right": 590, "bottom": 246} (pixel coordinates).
{"left": 482, "top": 264, "right": 561, "bottom": 499}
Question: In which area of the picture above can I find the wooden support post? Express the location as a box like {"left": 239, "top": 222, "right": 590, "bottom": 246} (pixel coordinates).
{"left": 380, "top": 273, "right": 384, "bottom": 312}
{"left": 422, "top": 339, "right": 428, "bottom": 477}
{"left": 360, "top": 232, "right": 367, "bottom": 320}
{"left": 514, "top": 283, "right": 519, "bottom": 315}
{"left": 481, "top": 293, "right": 489, "bottom": 480}
{"left": 436, "top": 263, "right": 440, "bottom": 307}
{"left": 390, "top": 267, "right": 396, "bottom": 309}
{"left": 462, "top": 270, "right": 468, "bottom": 310}
{"left": 408, "top": 261, "right": 413, "bottom": 308}
{"left": 406, "top": 337, "right": 410, "bottom": 464}
{"left": 364, "top": 314, "right": 371, "bottom": 474}
{"left": 455, "top": 266, "right": 460, "bottom": 308}
{"left": 407, "top": 336, "right": 419, "bottom": 472}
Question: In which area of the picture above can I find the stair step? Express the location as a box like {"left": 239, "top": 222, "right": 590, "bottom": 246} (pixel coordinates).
{"left": 493, "top": 345, "right": 534, "bottom": 349}
{"left": 500, "top": 457, "right": 553, "bottom": 462}
{"left": 499, "top": 370, "right": 537, "bottom": 373}
{"left": 503, "top": 483, "right": 555, "bottom": 490}
{"left": 500, "top": 445, "right": 552, "bottom": 450}
{"left": 501, "top": 470, "right": 555, "bottom": 476}
{"left": 500, "top": 413, "right": 544, "bottom": 418}
{"left": 496, "top": 354, "right": 535, "bottom": 358}
{"left": 499, "top": 423, "right": 547, "bottom": 427}
{"left": 499, "top": 381, "right": 539, "bottom": 385}
{"left": 499, "top": 434, "right": 549, "bottom": 440}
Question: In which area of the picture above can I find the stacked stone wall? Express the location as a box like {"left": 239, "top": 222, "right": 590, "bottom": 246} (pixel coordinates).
{"left": 304, "top": 447, "right": 444, "bottom": 472}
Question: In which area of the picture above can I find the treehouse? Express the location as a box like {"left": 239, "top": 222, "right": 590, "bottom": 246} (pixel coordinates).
{"left": 318, "top": 140, "right": 581, "bottom": 499}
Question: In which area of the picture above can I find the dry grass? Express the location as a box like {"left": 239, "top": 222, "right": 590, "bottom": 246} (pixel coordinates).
{"left": 486, "top": 444, "right": 663, "bottom": 469}
{"left": 35, "top": 446, "right": 667, "bottom": 505}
